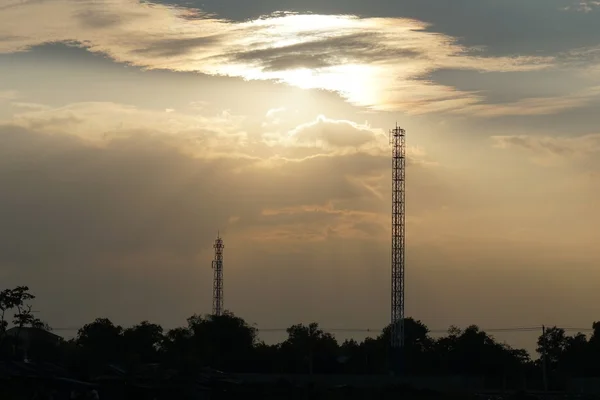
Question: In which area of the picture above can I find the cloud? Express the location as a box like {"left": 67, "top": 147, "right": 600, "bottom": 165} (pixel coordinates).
{"left": 287, "top": 115, "right": 381, "bottom": 149}
{"left": 0, "top": 0, "right": 561, "bottom": 114}
{"left": 6, "top": 101, "right": 250, "bottom": 158}
{"left": 563, "top": 0, "right": 600, "bottom": 12}
{"left": 10, "top": 102, "right": 52, "bottom": 111}
{"left": 453, "top": 85, "right": 600, "bottom": 117}
{"left": 492, "top": 133, "right": 600, "bottom": 164}
{"left": 262, "top": 107, "right": 287, "bottom": 129}
{"left": 266, "top": 107, "right": 286, "bottom": 119}
{"left": 0, "top": 90, "right": 18, "bottom": 101}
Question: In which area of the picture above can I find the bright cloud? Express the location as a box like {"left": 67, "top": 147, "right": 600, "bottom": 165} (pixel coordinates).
{"left": 266, "top": 107, "right": 286, "bottom": 119}
{"left": 564, "top": 0, "right": 600, "bottom": 12}
{"left": 2, "top": 100, "right": 405, "bottom": 166}
{"left": 287, "top": 115, "right": 382, "bottom": 149}
{"left": 1, "top": 0, "right": 561, "bottom": 114}
{"left": 6, "top": 101, "right": 251, "bottom": 157}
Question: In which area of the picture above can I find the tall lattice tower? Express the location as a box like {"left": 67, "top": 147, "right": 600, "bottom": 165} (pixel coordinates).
{"left": 212, "top": 233, "right": 224, "bottom": 316}
{"left": 390, "top": 125, "right": 406, "bottom": 350}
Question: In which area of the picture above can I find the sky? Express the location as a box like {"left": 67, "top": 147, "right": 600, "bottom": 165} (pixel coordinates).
{"left": 1, "top": 0, "right": 599, "bottom": 351}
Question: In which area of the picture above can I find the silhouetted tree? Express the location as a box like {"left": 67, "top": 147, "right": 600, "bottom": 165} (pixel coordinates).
{"left": 379, "top": 318, "right": 433, "bottom": 374}
{"left": 186, "top": 311, "right": 257, "bottom": 372}
{"left": 1, "top": 286, "right": 35, "bottom": 332}
{"left": 162, "top": 326, "right": 195, "bottom": 374}
{"left": 0, "top": 286, "right": 47, "bottom": 359}
{"left": 561, "top": 333, "right": 589, "bottom": 376}
{"left": 280, "top": 322, "right": 339, "bottom": 374}
{"left": 534, "top": 326, "right": 595, "bottom": 389}
{"left": 587, "top": 322, "right": 600, "bottom": 375}
{"left": 16, "top": 285, "right": 600, "bottom": 391}
{"left": 253, "top": 342, "right": 281, "bottom": 373}
{"left": 123, "top": 321, "right": 164, "bottom": 366}
{"left": 361, "top": 337, "right": 387, "bottom": 374}
{"left": 76, "top": 318, "right": 124, "bottom": 367}
{"left": 339, "top": 339, "right": 363, "bottom": 373}
{"left": 537, "top": 326, "right": 567, "bottom": 369}
{"left": 431, "top": 325, "right": 461, "bottom": 373}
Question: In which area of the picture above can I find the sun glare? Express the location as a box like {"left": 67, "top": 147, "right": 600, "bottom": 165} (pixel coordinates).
{"left": 213, "top": 13, "right": 438, "bottom": 110}
{"left": 250, "top": 13, "right": 360, "bottom": 32}
{"left": 277, "top": 64, "right": 383, "bottom": 108}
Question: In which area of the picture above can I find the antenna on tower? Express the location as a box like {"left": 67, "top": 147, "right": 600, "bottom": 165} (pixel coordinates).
{"left": 212, "top": 233, "right": 224, "bottom": 316}
{"left": 390, "top": 125, "right": 406, "bottom": 368}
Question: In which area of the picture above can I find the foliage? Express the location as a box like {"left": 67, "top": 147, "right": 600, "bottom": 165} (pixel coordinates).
{"left": 3, "top": 286, "right": 600, "bottom": 390}
{"left": 0, "top": 286, "right": 51, "bottom": 360}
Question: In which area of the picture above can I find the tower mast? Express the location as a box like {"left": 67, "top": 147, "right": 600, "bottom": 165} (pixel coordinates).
{"left": 212, "top": 233, "right": 224, "bottom": 316}
{"left": 390, "top": 125, "right": 406, "bottom": 352}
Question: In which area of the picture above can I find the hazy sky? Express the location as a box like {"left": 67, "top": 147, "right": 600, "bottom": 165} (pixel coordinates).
{"left": 1, "top": 0, "right": 599, "bottom": 349}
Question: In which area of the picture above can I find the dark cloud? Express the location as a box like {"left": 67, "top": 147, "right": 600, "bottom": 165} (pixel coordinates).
{"left": 492, "top": 134, "right": 600, "bottom": 157}
{"left": 156, "top": 0, "right": 600, "bottom": 56}
{"left": 0, "top": 126, "right": 230, "bottom": 267}
{"left": 229, "top": 32, "right": 421, "bottom": 71}
{"left": 422, "top": 68, "right": 594, "bottom": 105}
{"left": 131, "top": 35, "right": 225, "bottom": 58}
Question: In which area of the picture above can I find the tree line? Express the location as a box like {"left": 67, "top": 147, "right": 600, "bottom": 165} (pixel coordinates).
{"left": 2, "top": 286, "right": 600, "bottom": 390}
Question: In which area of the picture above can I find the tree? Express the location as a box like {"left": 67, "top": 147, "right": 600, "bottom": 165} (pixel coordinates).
{"left": 162, "top": 326, "right": 195, "bottom": 374}
{"left": 561, "top": 333, "right": 589, "bottom": 376}
{"left": 431, "top": 325, "right": 461, "bottom": 374}
{"left": 122, "top": 321, "right": 164, "bottom": 366}
{"left": 281, "top": 322, "right": 339, "bottom": 374}
{"left": 186, "top": 311, "right": 257, "bottom": 372}
{"left": 0, "top": 286, "right": 47, "bottom": 359}
{"left": 379, "top": 318, "right": 433, "bottom": 374}
{"left": 76, "top": 318, "right": 124, "bottom": 366}
{"left": 430, "top": 324, "right": 530, "bottom": 384}
{"left": 361, "top": 337, "right": 387, "bottom": 374}
{"left": 5, "top": 285, "right": 585, "bottom": 390}
{"left": 339, "top": 339, "right": 369, "bottom": 374}
{"left": 253, "top": 342, "right": 281, "bottom": 373}
{"left": 588, "top": 322, "right": 600, "bottom": 375}
{"left": 537, "top": 326, "right": 568, "bottom": 368}
{"left": 0, "top": 286, "right": 35, "bottom": 334}
{"left": 13, "top": 304, "right": 49, "bottom": 330}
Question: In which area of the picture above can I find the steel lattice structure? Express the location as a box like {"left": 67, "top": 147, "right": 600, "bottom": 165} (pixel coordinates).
{"left": 390, "top": 125, "right": 406, "bottom": 350}
{"left": 212, "top": 234, "right": 224, "bottom": 316}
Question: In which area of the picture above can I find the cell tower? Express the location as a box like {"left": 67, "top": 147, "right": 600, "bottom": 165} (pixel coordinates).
{"left": 212, "top": 233, "right": 224, "bottom": 316}
{"left": 390, "top": 125, "right": 406, "bottom": 351}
